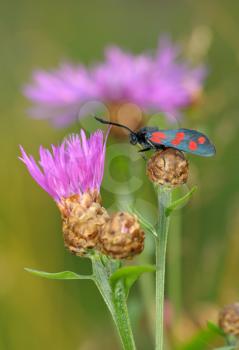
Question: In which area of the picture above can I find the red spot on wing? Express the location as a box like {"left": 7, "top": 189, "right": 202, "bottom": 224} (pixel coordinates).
{"left": 171, "top": 139, "right": 181, "bottom": 146}
{"left": 150, "top": 132, "right": 166, "bottom": 143}
{"left": 154, "top": 132, "right": 166, "bottom": 139}
{"left": 198, "top": 136, "right": 206, "bottom": 144}
{"left": 171, "top": 131, "right": 185, "bottom": 146}
{"left": 188, "top": 140, "right": 198, "bottom": 151}
{"left": 176, "top": 132, "right": 185, "bottom": 140}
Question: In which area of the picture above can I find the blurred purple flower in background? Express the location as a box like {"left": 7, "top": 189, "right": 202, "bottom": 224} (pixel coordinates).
{"left": 24, "top": 37, "right": 206, "bottom": 126}
{"left": 24, "top": 65, "right": 97, "bottom": 127}
{"left": 19, "top": 129, "right": 107, "bottom": 202}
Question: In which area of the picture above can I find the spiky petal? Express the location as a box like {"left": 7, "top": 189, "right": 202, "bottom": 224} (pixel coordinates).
{"left": 19, "top": 129, "right": 107, "bottom": 202}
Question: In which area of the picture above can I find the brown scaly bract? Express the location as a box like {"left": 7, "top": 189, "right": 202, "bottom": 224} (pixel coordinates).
{"left": 146, "top": 148, "right": 189, "bottom": 187}
{"left": 58, "top": 191, "right": 109, "bottom": 256}
{"left": 99, "top": 212, "right": 145, "bottom": 260}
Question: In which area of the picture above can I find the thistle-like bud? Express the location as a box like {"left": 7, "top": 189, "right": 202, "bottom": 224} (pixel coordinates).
{"left": 218, "top": 303, "right": 239, "bottom": 336}
{"left": 99, "top": 212, "right": 145, "bottom": 260}
{"left": 146, "top": 148, "right": 189, "bottom": 187}
{"left": 58, "top": 191, "right": 109, "bottom": 256}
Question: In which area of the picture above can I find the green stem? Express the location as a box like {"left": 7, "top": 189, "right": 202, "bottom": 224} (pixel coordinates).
{"left": 113, "top": 280, "right": 136, "bottom": 350}
{"left": 155, "top": 187, "right": 172, "bottom": 350}
{"left": 168, "top": 212, "right": 182, "bottom": 318}
{"left": 92, "top": 256, "right": 136, "bottom": 350}
{"left": 139, "top": 265, "right": 155, "bottom": 339}
{"left": 138, "top": 242, "right": 155, "bottom": 341}
{"left": 92, "top": 256, "right": 115, "bottom": 315}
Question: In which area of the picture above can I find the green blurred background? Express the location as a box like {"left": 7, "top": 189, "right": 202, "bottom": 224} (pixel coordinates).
{"left": 1, "top": 0, "right": 239, "bottom": 349}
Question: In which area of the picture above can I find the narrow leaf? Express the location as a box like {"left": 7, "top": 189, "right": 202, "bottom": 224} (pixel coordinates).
{"left": 25, "top": 268, "right": 93, "bottom": 280}
{"left": 110, "top": 265, "right": 155, "bottom": 296}
{"left": 207, "top": 321, "right": 225, "bottom": 337}
{"left": 126, "top": 205, "right": 157, "bottom": 238}
{"left": 166, "top": 186, "right": 197, "bottom": 217}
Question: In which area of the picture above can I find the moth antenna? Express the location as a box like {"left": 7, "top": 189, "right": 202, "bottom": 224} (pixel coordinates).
{"left": 94, "top": 116, "right": 136, "bottom": 134}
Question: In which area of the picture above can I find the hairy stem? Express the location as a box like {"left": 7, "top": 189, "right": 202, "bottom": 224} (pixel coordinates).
{"left": 92, "top": 256, "right": 136, "bottom": 350}
{"left": 168, "top": 212, "right": 182, "bottom": 318}
{"left": 138, "top": 242, "right": 155, "bottom": 341}
{"left": 155, "top": 187, "right": 172, "bottom": 350}
{"left": 112, "top": 280, "right": 136, "bottom": 350}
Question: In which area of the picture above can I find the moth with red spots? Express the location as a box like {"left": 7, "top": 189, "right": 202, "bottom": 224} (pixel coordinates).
{"left": 95, "top": 117, "right": 216, "bottom": 157}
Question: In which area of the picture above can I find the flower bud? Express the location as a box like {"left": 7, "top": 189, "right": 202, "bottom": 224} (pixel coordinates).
{"left": 58, "top": 191, "right": 109, "bottom": 256}
{"left": 146, "top": 148, "right": 189, "bottom": 187}
{"left": 99, "top": 212, "right": 145, "bottom": 260}
{"left": 218, "top": 303, "right": 239, "bottom": 336}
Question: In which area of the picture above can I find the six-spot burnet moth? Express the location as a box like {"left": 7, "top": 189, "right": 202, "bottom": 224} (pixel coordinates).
{"left": 95, "top": 117, "right": 216, "bottom": 157}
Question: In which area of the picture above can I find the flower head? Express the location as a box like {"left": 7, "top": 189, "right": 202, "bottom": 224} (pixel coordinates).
{"left": 19, "top": 129, "right": 107, "bottom": 202}
{"left": 20, "top": 129, "right": 109, "bottom": 256}
{"left": 24, "top": 37, "right": 206, "bottom": 126}
{"left": 24, "top": 64, "right": 97, "bottom": 127}
{"left": 144, "top": 38, "right": 206, "bottom": 116}
{"left": 99, "top": 212, "right": 145, "bottom": 260}
{"left": 219, "top": 303, "right": 239, "bottom": 337}
{"left": 92, "top": 46, "right": 153, "bottom": 104}
{"left": 146, "top": 148, "right": 189, "bottom": 187}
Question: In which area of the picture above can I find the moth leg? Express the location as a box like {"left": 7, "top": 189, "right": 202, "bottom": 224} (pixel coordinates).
{"left": 141, "top": 155, "right": 147, "bottom": 161}
{"left": 147, "top": 140, "right": 156, "bottom": 149}
{"left": 138, "top": 147, "right": 152, "bottom": 153}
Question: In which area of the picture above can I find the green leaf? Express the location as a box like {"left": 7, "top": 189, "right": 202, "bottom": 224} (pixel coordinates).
{"left": 25, "top": 268, "right": 93, "bottom": 280}
{"left": 110, "top": 265, "right": 155, "bottom": 296}
{"left": 176, "top": 328, "right": 216, "bottom": 350}
{"left": 207, "top": 321, "right": 226, "bottom": 337}
{"left": 165, "top": 186, "right": 197, "bottom": 217}
{"left": 126, "top": 206, "right": 157, "bottom": 238}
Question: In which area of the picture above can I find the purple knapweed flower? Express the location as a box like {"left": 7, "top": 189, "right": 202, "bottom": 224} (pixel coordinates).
{"left": 24, "top": 64, "right": 97, "bottom": 127}
{"left": 91, "top": 46, "right": 153, "bottom": 104}
{"left": 142, "top": 38, "right": 206, "bottom": 117}
{"left": 24, "top": 37, "right": 206, "bottom": 126}
{"left": 19, "top": 129, "right": 107, "bottom": 202}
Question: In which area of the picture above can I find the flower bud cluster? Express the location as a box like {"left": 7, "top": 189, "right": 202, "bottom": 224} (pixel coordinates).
{"left": 58, "top": 190, "right": 145, "bottom": 259}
